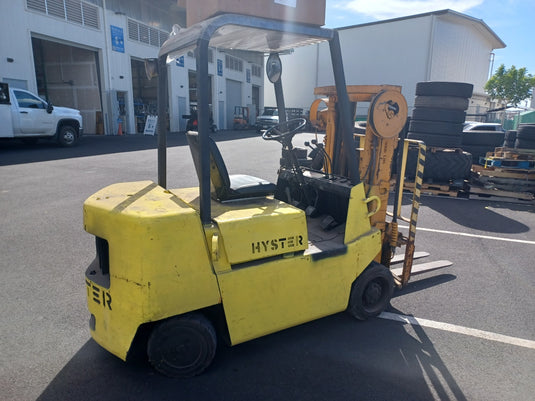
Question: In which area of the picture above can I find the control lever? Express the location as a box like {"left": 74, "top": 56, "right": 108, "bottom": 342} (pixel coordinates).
{"left": 304, "top": 140, "right": 332, "bottom": 178}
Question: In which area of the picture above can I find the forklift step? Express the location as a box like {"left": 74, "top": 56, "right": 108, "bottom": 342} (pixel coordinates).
{"left": 391, "top": 251, "right": 430, "bottom": 264}
{"left": 390, "top": 260, "right": 452, "bottom": 276}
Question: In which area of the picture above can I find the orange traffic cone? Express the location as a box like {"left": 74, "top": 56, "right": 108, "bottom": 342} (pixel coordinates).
{"left": 117, "top": 122, "right": 123, "bottom": 136}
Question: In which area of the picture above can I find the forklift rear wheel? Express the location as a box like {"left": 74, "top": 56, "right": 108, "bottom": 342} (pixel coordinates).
{"left": 147, "top": 313, "right": 217, "bottom": 378}
{"left": 348, "top": 262, "right": 394, "bottom": 321}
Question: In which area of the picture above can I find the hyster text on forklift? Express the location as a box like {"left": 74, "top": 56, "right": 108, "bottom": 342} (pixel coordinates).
{"left": 83, "top": 13, "right": 449, "bottom": 378}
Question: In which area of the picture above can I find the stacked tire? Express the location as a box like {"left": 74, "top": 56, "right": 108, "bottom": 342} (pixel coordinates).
{"left": 515, "top": 124, "right": 535, "bottom": 149}
{"left": 408, "top": 81, "right": 473, "bottom": 148}
{"left": 405, "top": 82, "right": 473, "bottom": 182}
{"left": 503, "top": 130, "right": 517, "bottom": 148}
{"left": 462, "top": 129, "right": 505, "bottom": 162}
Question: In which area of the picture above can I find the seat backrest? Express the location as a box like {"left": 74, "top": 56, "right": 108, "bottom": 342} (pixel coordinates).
{"left": 186, "top": 131, "right": 231, "bottom": 200}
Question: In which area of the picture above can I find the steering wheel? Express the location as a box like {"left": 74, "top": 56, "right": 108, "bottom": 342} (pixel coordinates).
{"left": 262, "top": 118, "right": 307, "bottom": 143}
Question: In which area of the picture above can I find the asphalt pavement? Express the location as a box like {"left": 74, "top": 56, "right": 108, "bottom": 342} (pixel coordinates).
{"left": 1, "top": 131, "right": 534, "bottom": 401}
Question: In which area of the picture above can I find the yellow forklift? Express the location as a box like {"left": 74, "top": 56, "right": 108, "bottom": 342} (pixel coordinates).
{"left": 84, "top": 13, "right": 445, "bottom": 378}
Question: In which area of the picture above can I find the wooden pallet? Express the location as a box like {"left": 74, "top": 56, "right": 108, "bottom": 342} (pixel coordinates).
{"left": 472, "top": 164, "right": 535, "bottom": 180}
{"left": 403, "top": 181, "right": 462, "bottom": 197}
{"left": 480, "top": 147, "right": 535, "bottom": 169}
{"left": 469, "top": 186, "right": 534, "bottom": 201}
{"left": 471, "top": 162, "right": 535, "bottom": 200}
{"left": 491, "top": 147, "right": 535, "bottom": 159}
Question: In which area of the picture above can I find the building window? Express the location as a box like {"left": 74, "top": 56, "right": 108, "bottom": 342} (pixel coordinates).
{"left": 26, "top": 0, "right": 100, "bottom": 29}
{"left": 186, "top": 49, "right": 214, "bottom": 63}
{"left": 127, "top": 18, "right": 169, "bottom": 48}
{"left": 251, "top": 64, "right": 262, "bottom": 78}
{"left": 225, "top": 55, "right": 243, "bottom": 72}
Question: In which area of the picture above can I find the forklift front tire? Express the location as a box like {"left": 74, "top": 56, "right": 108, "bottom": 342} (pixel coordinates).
{"left": 147, "top": 313, "right": 217, "bottom": 378}
{"left": 348, "top": 262, "right": 394, "bottom": 321}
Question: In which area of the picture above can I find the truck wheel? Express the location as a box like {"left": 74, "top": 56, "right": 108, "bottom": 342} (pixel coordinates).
{"left": 348, "top": 262, "right": 394, "bottom": 321}
{"left": 407, "top": 132, "right": 462, "bottom": 148}
{"left": 411, "top": 107, "right": 466, "bottom": 123}
{"left": 409, "top": 120, "right": 463, "bottom": 136}
{"left": 415, "top": 81, "right": 474, "bottom": 98}
{"left": 57, "top": 125, "right": 78, "bottom": 147}
{"left": 148, "top": 313, "right": 217, "bottom": 378}
{"left": 414, "top": 96, "right": 469, "bottom": 111}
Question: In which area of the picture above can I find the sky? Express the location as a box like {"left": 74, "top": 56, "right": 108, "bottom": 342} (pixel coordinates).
{"left": 324, "top": 0, "right": 535, "bottom": 77}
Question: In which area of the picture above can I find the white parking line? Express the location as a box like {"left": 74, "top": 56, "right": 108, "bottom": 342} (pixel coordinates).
{"left": 379, "top": 312, "right": 535, "bottom": 350}
{"left": 398, "top": 225, "right": 535, "bottom": 245}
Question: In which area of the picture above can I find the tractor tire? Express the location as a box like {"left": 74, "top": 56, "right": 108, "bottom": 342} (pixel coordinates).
{"left": 461, "top": 145, "right": 493, "bottom": 163}
{"left": 461, "top": 130, "right": 505, "bottom": 147}
{"left": 415, "top": 81, "right": 474, "bottom": 98}
{"left": 407, "top": 132, "right": 462, "bottom": 148}
{"left": 409, "top": 120, "right": 463, "bottom": 136}
{"left": 148, "top": 313, "right": 217, "bottom": 378}
{"left": 406, "top": 148, "right": 472, "bottom": 181}
{"left": 414, "top": 96, "right": 469, "bottom": 111}
{"left": 411, "top": 107, "right": 466, "bottom": 123}
{"left": 348, "top": 262, "right": 394, "bottom": 321}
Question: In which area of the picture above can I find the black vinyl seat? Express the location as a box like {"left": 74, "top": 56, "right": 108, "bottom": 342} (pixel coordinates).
{"left": 186, "top": 131, "right": 276, "bottom": 201}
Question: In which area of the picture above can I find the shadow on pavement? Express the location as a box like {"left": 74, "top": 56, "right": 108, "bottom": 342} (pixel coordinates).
{"left": 421, "top": 196, "right": 532, "bottom": 234}
{"left": 393, "top": 273, "right": 458, "bottom": 298}
{"left": 0, "top": 130, "right": 261, "bottom": 166}
{"left": 37, "top": 312, "right": 466, "bottom": 401}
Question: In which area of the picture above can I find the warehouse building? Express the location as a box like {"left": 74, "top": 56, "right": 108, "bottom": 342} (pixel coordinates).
{"left": 0, "top": 0, "right": 263, "bottom": 134}
{"left": 265, "top": 9, "right": 506, "bottom": 119}
{"left": 1, "top": 4, "right": 505, "bottom": 135}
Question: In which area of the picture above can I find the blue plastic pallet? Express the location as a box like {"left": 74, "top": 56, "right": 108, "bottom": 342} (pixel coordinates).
{"left": 479, "top": 157, "right": 535, "bottom": 169}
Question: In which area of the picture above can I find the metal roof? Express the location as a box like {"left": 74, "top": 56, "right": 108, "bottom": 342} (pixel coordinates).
{"left": 337, "top": 9, "right": 506, "bottom": 50}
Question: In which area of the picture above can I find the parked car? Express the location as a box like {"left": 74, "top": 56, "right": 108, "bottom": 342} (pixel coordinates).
{"left": 463, "top": 122, "right": 505, "bottom": 132}
{"left": 255, "top": 107, "right": 279, "bottom": 131}
{"left": 255, "top": 107, "right": 306, "bottom": 132}
{"left": 461, "top": 122, "right": 505, "bottom": 162}
{"left": 0, "top": 82, "right": 83, "bottom": 146}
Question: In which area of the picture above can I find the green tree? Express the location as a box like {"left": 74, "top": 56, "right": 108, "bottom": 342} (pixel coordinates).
{"left": 485, "top": 64, "right": 535, "bottom": 107}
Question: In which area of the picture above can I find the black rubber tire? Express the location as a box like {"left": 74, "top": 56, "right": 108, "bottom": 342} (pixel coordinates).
{"left": 409, "top": 120, "right": 463, "bottom": 136}
{"left": 461, "top": 145, "right": 494, "bottom": 163}
{"left": 148, "top": 313, "right": 217, "bottom": 378}
{"left": 347, "top": 262, "right": 394, "bottom": 321}
{"left": 461, "top": 131, "right": 505, "bottom": 147}
{"left": 415, "top": 81, "right": 474, "bottom": 98}
{"left": 414, "top": 96, "right": 469, "bottom": 111}
{"left": 515, "top": 137, "right": 535, "bottom": 150}
{"left": 411, "top": 107, "right": 466, "bottom": 123}
{"left": 406, "top": 148, "right": 472, "bottom": 181}
{"left": 57, "top": 125, "right": 78, "bottom": 147}
{"left": 407, "top": 132, "right": 462, "bottom": 148}
{"left": 503, "top": 130, "right": 517, "bottom": 147}
{"left": 516, "top": 124, "right": 535, "bottom": 139}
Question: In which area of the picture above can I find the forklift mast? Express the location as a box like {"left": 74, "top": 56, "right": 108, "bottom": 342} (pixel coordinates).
{"left": 310, "top": 85, "right": 428, "bottom": 280}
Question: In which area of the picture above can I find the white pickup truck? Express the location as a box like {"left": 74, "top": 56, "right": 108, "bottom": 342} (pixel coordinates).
{"left": 0, "top": 82, "right": 83, "bottom": 146}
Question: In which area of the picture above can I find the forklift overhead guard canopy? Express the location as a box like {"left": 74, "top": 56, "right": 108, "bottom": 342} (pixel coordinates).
{"left": 158, "top": 14, "right": 334, "bottom": 58}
